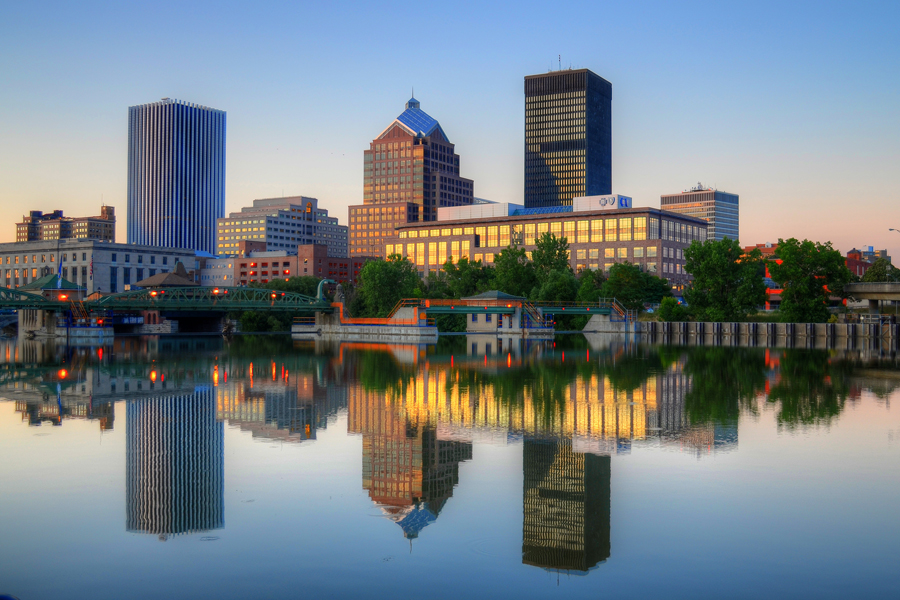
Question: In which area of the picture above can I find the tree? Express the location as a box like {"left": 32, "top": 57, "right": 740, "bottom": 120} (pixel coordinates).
{"left": 492, "top": 245, "right": 537, "bottom": 298}
{"left": 531, "top": 233, "right": 571, "bottom": 285}
{"left": 531, "top": 269, "right": 579, "bottom": 303}
{"left": 767, "top": 238, "right": 851, "bottom": 323}
{"left": 862, "top": 257, "right": 900, "bottom": 282}
{"left": 442, "top": 257, "right": 493, "bottom": 299}
{"left": 600, "top": 262, "right": 672, "bottom": 311}
{"left": 355, "top": 254, "right": 420, "bottom": 317}
{"left": 683, "top": 238, "right": 767, "bottom": 321}
{"left": 657, "top": 297, "right": 688, "bottom": 321}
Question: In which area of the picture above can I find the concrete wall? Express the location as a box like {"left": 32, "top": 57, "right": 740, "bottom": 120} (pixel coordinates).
{"left": 642, "top": 320, "right": 900, "bottom": 349}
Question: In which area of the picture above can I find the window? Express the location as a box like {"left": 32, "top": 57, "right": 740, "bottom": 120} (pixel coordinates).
{"left": 487, "top": 226, "right": 498, "bottom": 247}
{"left": 619, "top": 218, "right": 632, "bottom": 242}
{"left": 499, "top": 226, "right": 510, "bottom": 247}
{"left": 485, "top": 313, "right": 492, "bottom": 323}
{"left": 634, "top": 217, "right": 647, "bottom": 241}
{"left": 617, "top": 248, "right": 627, "bottom": 258}
{"left": 576, "top": 249, "right": 586, "bottom": 259}
{"left": 111, "top": 253, "right": 117, "bottom": 262}
{"left": 125, "top": 254, "right": 131, "bottom": 263}
{"left": 563, "top": 221, "right": 575, "bottom": 242}
{"left": 416, "top": 243, "right": 424, "bottom": 266}
{"left": 605, "top": 219, "right": 617, "bottom": 241}
{"left": 471, "top": 313, "right": 478, "bottom": 323}
{"left": 647, "top": 246, "right": 658, "bottom": 257}
{"left": 605, "top": 248, "right": 614, "bottom": 258}
{"left": 550, "top": 222, "right": 562, "bottom": 237}
{"left": 577, "top": 220, "right": 589, "bottom": 243}
{"left": 634, "top": 247, "right": 644, "bottom": 258}
{"left": 151, "top": 256, "right": 156, "bottom": 265}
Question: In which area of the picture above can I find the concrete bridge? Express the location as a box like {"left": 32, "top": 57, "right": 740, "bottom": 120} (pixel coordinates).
{"left": 844, "top": 282, "right": 900, "bottom": 313}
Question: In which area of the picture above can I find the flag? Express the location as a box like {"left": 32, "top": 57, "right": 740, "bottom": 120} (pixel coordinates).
{"left": 90, "top": 257, "right": 93, "bottom": 280}
{"left": 57, "top": 254, "right": 62, "bottom": 289}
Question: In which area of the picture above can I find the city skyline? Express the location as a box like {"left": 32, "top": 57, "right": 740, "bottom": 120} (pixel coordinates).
{"left": 1, "top": 1, "right": 898, "bottom": 257}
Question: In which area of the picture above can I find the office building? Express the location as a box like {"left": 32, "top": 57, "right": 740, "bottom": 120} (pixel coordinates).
{"left": 16, "top": 206, "right": 116, "bottom": 242}
{"left": 348, "top": 97, "right": 474, "bottom": 257}
{"left": 199, "top": 243, "right": 372, "bottom": 287}
{"left": 126, "top": 388, "right": 224, "bottom": 537}
{"left": 524, "top": 69, "right": 612, "bottom": 208}
{"left": 522, "top": 439, "right": 611, "bottom": 572}
{"left": 382, "top": 195, "right": 708, "bottom": 290}
{"left": 0, "top": 239, "right": 198, "bottom": 294}
{"left": 661, "top": 184, "right": 739, "bottom": 242}
{"left": 127, "top": 98, "right": 226, "bottom": 254}
{"left": 217, "top": 196, "right": 347, "bottom": 257}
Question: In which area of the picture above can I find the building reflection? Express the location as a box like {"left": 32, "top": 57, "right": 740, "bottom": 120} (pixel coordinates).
{"left": 522, "top": 439, "right": 610, "bottom": 572}
{"left": 349, "top": 383, "right": 472, "bottom": 539}
{"left": 126, "top": 387, "right": 224, "bottom": 539}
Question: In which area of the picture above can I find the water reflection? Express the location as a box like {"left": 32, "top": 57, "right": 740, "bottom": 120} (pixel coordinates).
{"left": 523, "top": 439, "right": 610, "bottom": 572}
{"left": 2, "top": 335, "right": 899, "bottom": 574}
{"left": 126, "top": 388, "right": 224, "bottom": 539}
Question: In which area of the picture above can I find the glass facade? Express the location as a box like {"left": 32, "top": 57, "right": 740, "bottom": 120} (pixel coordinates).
{"left": 128, "top": 98, "right": 226, "bottom": 254}
{"left": 660, "top": 189, "right": 739, "bottom": 242}
{"left": 524, "top": 69, "right": 612, "bottom": 208}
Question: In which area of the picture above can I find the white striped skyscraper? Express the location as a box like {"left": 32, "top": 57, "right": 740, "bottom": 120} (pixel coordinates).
{"left": 128, "top": 98, "right": 226, "bottom": 254}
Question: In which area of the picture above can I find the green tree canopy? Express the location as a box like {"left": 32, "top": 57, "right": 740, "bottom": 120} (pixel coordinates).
{"left": 861, "top": 257, "right": 900, "bottom": 282}
{"left": 600, "top": 262, "right": 672, "bottom": 310}
{"left": 491, "top": 245, "right": 537, "bottom": 298}
{"left": 683, "top": 238, "right": 767, "bottom": 321}
{"left": 442, "top": 257, "right": 493, "bottom": 299}
{"left": 768, "top": 238, "right": 850, "bottom": 323}
{"left": 354, "top": 254, "right": 420, "bottom": 317}
{"left": 531, "top": 233, "right": 571, "bottom": 285}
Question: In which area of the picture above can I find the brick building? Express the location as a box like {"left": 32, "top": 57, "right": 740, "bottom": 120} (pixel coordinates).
{"left": 16, "top": 206, "right": 116, "bottom": 242}
{"left": 383, "top": 196, "right": 708, "bottom": 291}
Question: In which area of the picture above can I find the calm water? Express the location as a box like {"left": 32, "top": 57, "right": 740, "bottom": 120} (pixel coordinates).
{"left": 1, "top": 334, "right": 898, "bottom": 599}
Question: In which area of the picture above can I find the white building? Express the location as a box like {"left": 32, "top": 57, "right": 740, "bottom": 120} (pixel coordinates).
{"left": 0, "top": 239, "right": 199, "bottom": 295}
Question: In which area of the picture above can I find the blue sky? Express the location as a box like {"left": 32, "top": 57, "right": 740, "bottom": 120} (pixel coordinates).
{"left": 1, "top": 0, "right": 898, "bottom": 255}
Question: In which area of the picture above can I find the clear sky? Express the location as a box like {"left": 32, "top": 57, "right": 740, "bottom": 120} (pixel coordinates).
{"left": 1, "top": 0, "right": 898, "bottom": 256}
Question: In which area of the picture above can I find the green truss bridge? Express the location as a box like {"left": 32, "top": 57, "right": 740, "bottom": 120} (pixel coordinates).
{"left": 0, "top": 286, "right": 333, "bottom": 314}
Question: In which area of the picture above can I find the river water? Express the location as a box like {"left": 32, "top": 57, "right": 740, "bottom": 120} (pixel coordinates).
{"left": 0, "top": 334, "right": 898, "bottom": 599}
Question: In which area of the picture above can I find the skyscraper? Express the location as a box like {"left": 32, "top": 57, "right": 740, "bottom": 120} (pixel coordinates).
{"left": 524, "top": 69, "right": 612, "bottom": 208}
{"left": 348, "top": 97, "right": 474, "bottom": 257}
{"left": 660, "top": 184, "right": 739, "bottom": 242}
{"left": 128, "top": 98, "right": 226, "bottom": 254}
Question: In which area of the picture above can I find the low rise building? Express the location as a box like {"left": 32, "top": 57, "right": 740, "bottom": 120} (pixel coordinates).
{"left": 16, "top": 206, "right": 116, "bottom": 242}
{"left": 217, "top": 196, "right": 347, "bottom": 258}
{"left": 199, "top": 243, "right": 374, "bottom": 287}
{"left": 0, "top": 239, "right": 198, "bottom": 295}
{"left": 383, "top": 195, "right": 707, "bottom": 290}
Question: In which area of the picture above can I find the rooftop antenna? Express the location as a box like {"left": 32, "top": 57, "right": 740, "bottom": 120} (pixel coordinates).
{"left": 559, "top": 54, "right": 561, "bottom": 71}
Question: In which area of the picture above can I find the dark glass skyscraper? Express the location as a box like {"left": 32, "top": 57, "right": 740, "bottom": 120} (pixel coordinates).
{"left": 127, "top": 98, "right": 226, "bottom": 254}
{"left": 524, "top": 69, "right": 612, "bottom": 208}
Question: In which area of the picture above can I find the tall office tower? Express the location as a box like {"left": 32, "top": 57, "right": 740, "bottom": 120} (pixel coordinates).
{"left": 522, "top": 439, "right": 611, "bottom": 572}
{"left": 126, "top": 388, "right": 224, "bottom": 538}
{"left": 127, "top": 98, "right": 226, "bottom": 254}
{"left": 217, "top": 196, "right": 348, "bottom": 257}
{"left": 348, "top": 97, "right": 474, "bottom": 257}
{"left": 660, "top": 184, "right": 739, "bottom": 242}
{"left": 16, "top": 206, "right": 116, "bottom": 242}
{"left": 524, "top": 69, "right": 612, "bottom": 208}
